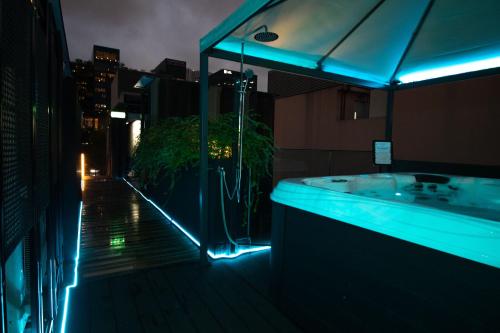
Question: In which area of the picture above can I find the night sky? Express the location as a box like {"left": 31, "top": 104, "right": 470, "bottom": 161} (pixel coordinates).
{"left": 61, "top": 0, "right": 269, "bottom": 91}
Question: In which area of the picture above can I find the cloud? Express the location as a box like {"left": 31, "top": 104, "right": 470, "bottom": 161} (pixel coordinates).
{"left": 61, "top": 0, "right": 269, "bottom": 91}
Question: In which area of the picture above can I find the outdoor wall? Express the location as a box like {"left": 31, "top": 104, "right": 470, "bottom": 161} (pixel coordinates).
{"left": 274, "top": 86, "right": 386, "bottom": 183}
{"left": 393, "top": 74, "right": 500, "bottom": 167}
{"left": 275, "top": 86, "right": 386, "bottom": 150}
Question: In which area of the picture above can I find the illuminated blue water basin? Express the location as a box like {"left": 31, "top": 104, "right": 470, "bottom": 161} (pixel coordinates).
{"left": 271, "top": 173, "right": 500, "bottom": 269}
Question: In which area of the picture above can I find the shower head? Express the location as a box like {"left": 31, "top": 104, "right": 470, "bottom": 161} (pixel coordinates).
{"left": 244, "top": 69, "right": 254, "bottom": 80}
{"left": 254, "top": 31, "right": 279, "bottom": 43}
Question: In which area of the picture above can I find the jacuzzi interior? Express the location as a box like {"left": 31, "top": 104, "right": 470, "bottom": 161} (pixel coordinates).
{"left": 270, "top": 172, "right": 500, "bottom": 332}
{"left": 303, "top": 173, "right": 500, "bottom": 220}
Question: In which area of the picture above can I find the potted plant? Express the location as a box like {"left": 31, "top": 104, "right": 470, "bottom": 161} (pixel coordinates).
{"left": 131, "top": 112, "right": 274, "bottom": 251}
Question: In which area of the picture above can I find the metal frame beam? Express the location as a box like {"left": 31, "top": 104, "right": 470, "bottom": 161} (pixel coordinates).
{"left": 317, "top": 0, "right": 385, "bottom": 69}
{"left": 385, "top": 88, "right": 394, "bottom": 141}
{"left": 0, "top": 0, "right": 6, "bottom": 330}
{"left": 202, "top": 0, "right": 390, "bottom": 89}
{"left": 203, "top": 0, "right": 500, "bottom": 91}
{"left": 199, "top": 2, "right": 500, "bottom": 256}
{"left": 389, "top": 0, "right": 434, "bottom": 84}
{"left": 209, "top": 48, "right": 387, "bottom": 89}
{"left": 206, "top": 0, "right": 288, "bottom": 51}
{"left": 199, "top": 52, "right": 209, "bottom": 265}
{"left": 263, "top": 0, "right": 288, "bottom": 11}
{"left": 202, "top": 0, "right": 274, "bottom": 53}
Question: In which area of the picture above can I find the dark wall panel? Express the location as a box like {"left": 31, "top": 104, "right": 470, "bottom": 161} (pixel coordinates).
{"left": 1, "top": 0, "right": 34, "bottom": 258}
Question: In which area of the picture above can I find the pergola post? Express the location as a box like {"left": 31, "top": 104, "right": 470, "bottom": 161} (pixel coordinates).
{"left": 385, "top": 88, "right": 394, "bottom": 141}
{"left": 199, "top": 52, "right": 209, "bottom": 265}
{"left": 385, "top": 88, "right": 394, "bottom": 172}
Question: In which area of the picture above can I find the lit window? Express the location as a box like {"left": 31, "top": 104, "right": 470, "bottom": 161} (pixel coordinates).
{"left": 338, "top": 88, "right": 370, "bottom": 120}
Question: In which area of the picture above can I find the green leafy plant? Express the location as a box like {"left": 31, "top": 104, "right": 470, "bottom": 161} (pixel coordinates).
{"left": 132, "top": 112, "right": 274, "bottom": 201}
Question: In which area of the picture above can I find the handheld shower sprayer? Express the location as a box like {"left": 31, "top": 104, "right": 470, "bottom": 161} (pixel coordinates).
{"left": 234, "top": 26, "right": 279, "bottom": 203}
{"left": 218, "top": 25, "right": 279, "bottom": 248}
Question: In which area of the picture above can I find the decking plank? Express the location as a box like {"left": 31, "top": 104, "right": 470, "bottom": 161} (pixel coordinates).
{"left": 65, "top": 179, "right": 301, "bottom": 333}
{"left": 146, "top": 268, "right": 198, "bottom": 333}
{"left": 180, "top": 265, "right": 251, "bottom": 333}
{"left": 79, "top": 179, "right": 199, "bottom": 280}
{"left": 130, "top": 272, "right": 171, "bottom": 332}
{"left": 163, "top": 266, "right": 225, "bottom": 333}
{"left": 109, "top": 275, "right": 143, "bottom": 333}
{"left": 88, "top": 279, "right": 117, "bottom": 333}
{"left": 203, "top": 266, "right": 276, "bottom": 333}
{"left": 67, "top": 283, "right": 91, "bottom": 333}
{"left": 210, "top": 262, "right": 302, "bottom": 333}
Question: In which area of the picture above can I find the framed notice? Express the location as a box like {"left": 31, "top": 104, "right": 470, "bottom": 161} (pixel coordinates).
{"left": 373, "top": 140, "right": 392, "bottom": 165}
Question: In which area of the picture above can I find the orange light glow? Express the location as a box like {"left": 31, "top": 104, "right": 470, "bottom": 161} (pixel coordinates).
{"left": 81, "top": 153, "right": 85, "bottom": 191}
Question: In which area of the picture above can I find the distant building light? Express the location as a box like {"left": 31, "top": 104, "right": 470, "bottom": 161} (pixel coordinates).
{"left": 131, "top": 120, "right": 141, "bottom": 150}
{"left": 111, "top": 111, "right": 126, "bottom": 119}
{"left": 223, "top": 69, "right": 232, "bottom": 75}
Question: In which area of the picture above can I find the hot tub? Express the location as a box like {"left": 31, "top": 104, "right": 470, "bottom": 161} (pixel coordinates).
{"left": 270, "top": 173, "right": 500, "bottom": 332}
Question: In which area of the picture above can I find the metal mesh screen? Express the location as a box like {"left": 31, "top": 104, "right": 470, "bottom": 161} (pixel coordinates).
{"left": 1, "top": 0, "right": 34, "bottom": 257}
{"left": 35, "top": 24, "right": 50, "bottom": 210}
{"left": 50, "top": 29, "right": 60, "bottom": 188}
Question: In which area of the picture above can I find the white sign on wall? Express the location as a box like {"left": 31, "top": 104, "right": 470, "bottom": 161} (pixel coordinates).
{"left": 373, "top": 140, "right": 392, "bottom": 165}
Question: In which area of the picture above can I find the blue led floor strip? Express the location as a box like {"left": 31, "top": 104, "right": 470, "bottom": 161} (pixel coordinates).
{"left": 59, "top": 182, "right": 269, "bottom": 332}
{"left": 122, "top": 178, "right": 270, "bottom": 259}
{"left": 122, "top": 178, "right": 201, "bottom": 247}
{"left": 207, "top": 246, "right": 271, "bottom": 259}
{"left": 60, "top": 201, "right": 83, "bottom": 333}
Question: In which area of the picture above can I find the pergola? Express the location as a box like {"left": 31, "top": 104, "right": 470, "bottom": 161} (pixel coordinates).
{"left": 198, "top": 0, "right": 500, "bottom": 262}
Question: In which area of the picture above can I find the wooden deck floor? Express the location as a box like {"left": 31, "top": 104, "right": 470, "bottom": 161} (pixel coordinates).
{"left": 80, "top": 179, "right": 199, "bottom": 279}
{"left": 67, "top": 258, "right": 301, "bottom": 333}
{"left": 67, "top": 178, "right": 301, "bottom": 332}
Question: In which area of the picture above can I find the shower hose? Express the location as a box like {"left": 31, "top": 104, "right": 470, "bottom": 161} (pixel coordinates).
{"left": 218, "top": 167, "right": 252, "bottom": 247}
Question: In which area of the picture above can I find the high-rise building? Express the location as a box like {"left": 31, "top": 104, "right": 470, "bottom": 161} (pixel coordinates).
{"left": 186, "top": 68, "right": 201, "bottom": 82}
{"left": 71, "top": 59, "right": 96, "bottom": 125}
{"left": 71, "top": 45, "right": 120, "bottom": 130}
{"left": 209, "top": 69, "right": 257, "bottom": 91}
{"left": 111, "top": 67, "right": 153, "bottom": 114}
{"left": 152, "top": 58, "right": 186, "bottom": 80}
{"left": 71, "top": 46, "right": 120, "bottom": 175}
{"left": 93, "top": 45, "right": 120, "bottom": 115}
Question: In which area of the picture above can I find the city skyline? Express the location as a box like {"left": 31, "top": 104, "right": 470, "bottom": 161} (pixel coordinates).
{"left": 61, "top": 0, "right": 269, "bottom": 91}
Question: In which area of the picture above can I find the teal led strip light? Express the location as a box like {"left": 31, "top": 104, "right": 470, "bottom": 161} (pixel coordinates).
{"left": 122, "top": 178, "right": 270, "bottom": 259}
{"left": 60, "top": 201, "right": 83, "bottom": 333}
{"left": 398, "top": 55, "right": 500, "bottom": 83}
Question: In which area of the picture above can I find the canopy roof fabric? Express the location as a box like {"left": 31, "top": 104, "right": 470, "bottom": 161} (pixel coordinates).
{"left": 201, "top": 0, "right": 500, "bottom": 88}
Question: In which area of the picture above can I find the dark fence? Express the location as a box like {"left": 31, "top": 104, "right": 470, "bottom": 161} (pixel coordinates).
{"left": 0, "top": 0, "right": 79, "bottom": 331}
{"left": 1, "top": 0, "right": 33, "bottom": 260}
{"left": 273, "top": 148, "right": 379, "bottom": 185}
